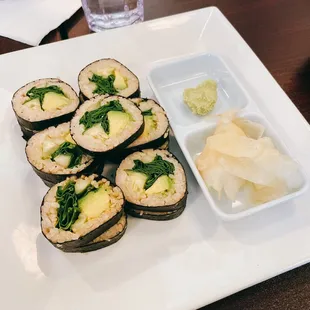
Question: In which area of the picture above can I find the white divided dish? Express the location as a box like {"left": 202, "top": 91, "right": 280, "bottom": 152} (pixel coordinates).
{"left": 148, "top": 53, "right": 308, "bottom": 220}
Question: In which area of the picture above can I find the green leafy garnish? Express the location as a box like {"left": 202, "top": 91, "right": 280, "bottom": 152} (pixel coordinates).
{"left": 56, "top": 181, "right": 80, "bottom": 231}
{"left": 51, "top": 142, "right": 83, "bottom": 168}
{"left": 79, "top": 100, "right": 124, "bottom": 134}
{"left": 129, "top": 155, "right": 175, "bottom": 190}
{"left": 89, "top": 74, "right": 117, "bottom": 95}
{"left": 25, "top": 85, "right": 65, "bottom": 110}
{"left": 56, "top": 181, "right": 96, "bottom": 231}
{"left": 142, "top": 109, "right": 153, "bottom": 116}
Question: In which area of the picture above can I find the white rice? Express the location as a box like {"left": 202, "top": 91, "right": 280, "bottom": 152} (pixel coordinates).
{"left": 41, "top": 175, "right": 124, "bottom": 244}
{"left": 116, "top": 149, "right": 187, "bottom": 207}
{"left": 70, "top": 95, "right": 143, "bottom": 152}
{"left": 127, "top": 98, "right": 169, "bottom": 148}
{"left": 79, "top": 59, "right": 139, "bottom": 99}
{"left": 12, "top": 78, "right": 79, "bottom": 122}
{"left": 26, "top": 123, "right": 93, "bottom": 175}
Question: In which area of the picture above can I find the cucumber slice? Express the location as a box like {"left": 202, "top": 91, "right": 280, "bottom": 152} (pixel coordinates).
{"left": 24, "top": 98, "right": 41, "bottom": 109}
{"left": 75, "top": 178, "right": 91, "bottom": 195}
{"left": 42, "top": 92, "right": 70, "bottom": 111}
{"left": 108, "top": 111, "right": 130, "bottom": 136}
{"left": 65, "top": 133, "right": 76, "bottom": 144}
{"left": 126, "top": 171, "right": 148, "bottom": 191}
{"left": 85, "top": 123, "right": 108, "bottom": 140}
{"left": 113, "top": 70, "right": 127, "bottom": 90}
{"left": 145, "top": 175, "right": 172, "bottom": 195}
{"left": 42, "top": 138, "right": 59, "bottom": 159}
{"left": 79, "top": 187, "right": 111, "bottom": 219}
{"left": 54, "top": 154, "right": 71, "bottom": 168}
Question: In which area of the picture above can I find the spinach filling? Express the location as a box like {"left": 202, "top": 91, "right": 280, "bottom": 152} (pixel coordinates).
{"left": 142, "top": 109, "right": 153, "bottom": 116}
{"left": 89, "top": 74, "right": 117, "bottom": 95}
{"left": 56, "top": 181, "right": 96, "bottom": 231}
{"left": 51, "top": 142, "right": 83, "bottom": 168}
{"left": 79, "top": 99, "right": 124, "bottom": 134}
{"left": 129, "top": 155, "right": 175, "bottom": 190}
{"left": 25, "top": 85, "right": 66, "bottom": 110}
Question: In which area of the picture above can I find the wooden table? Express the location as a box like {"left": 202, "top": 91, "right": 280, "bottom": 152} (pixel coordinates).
{"left": 1, "top": 1, "right": 310, "bottom": 309}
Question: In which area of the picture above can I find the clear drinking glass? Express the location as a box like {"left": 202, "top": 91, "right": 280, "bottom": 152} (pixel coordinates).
{"left": 82, "top": 0, "right": 144, "bottom": 32}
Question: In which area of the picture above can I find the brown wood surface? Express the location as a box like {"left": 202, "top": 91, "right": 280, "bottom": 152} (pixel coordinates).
{"left": 1, "top": 0, "right": 310, "bottom": 309}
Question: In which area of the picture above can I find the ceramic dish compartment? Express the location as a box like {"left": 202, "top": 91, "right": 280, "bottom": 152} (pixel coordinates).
{"left": 148, "top": 53, "right": 249, "bottom": 127}
{"left": 181, "top": 112, "right": 308, "bottom": 220}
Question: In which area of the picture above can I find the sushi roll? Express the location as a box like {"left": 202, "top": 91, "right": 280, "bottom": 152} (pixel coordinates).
{"left": 62, "top": 215, "right": 127, "bottom": 253}
{"left": 70, "top": 95, "right": 144, "bottom": 156}
{"left": 26, "top": 123, "right": 103, "bottom": 187}
{"left": 78, "top": 59, "right": 140, "bottom": 100}
{"left": 127, "top": 98, "right": 169, "bottom": 152}
{"left": 116, "top": 149, "right": 187, "bottom": 220}
{"left": 12, "top": 78, "right": 80, "bottom": 133}
{"left": 126, "top": 206, "right": 185, "bottom": 221}
{"left": 107, "top": 98, "right": 170, "bottom": 163}
{"left": 41, "top": 175, "right": 125, "bottom": 251}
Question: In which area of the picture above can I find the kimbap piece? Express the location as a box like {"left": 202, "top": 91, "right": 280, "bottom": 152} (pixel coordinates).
{"left": 62, "top": 215, "right": 127, "bottom": 253}
{"left": 116, "top": 149, "right": 187, "bottom": 217}
{"left": 70, "top": 95, "right": 144, "bottom": 156}
{"left": 106, "top": 98, "right": 170, "bottom": 163}
{"left": 41, "top": 175, "right": 125, "bottom": 251}
{"left": 12, "top": 78, "right": 79, "bottom": 132}
{"left": 26, "top": 123, "right": 102, "bottom": 187}
{"left": 78, "top": 59, "right": 140, "bottom": 100}
{"left": 126, "top": 98, "right": 170, "bottom": 152}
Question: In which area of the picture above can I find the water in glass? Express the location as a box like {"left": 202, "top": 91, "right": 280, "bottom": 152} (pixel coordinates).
{"left": 82, "top": 0, "right": 144, "bottom": 32}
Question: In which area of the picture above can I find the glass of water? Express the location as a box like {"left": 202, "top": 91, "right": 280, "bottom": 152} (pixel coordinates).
{"left": 82, "top": 0, "right": 144, "bottom": 32}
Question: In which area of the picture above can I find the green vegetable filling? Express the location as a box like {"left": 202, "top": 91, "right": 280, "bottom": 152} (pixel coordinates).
{"left": 51, "top": 142, "right": 83, "bottom": 168}
{"left": 79, "top": 99, "right": 124, "bottom": 134}
{"left": 142, "top": 109, "right": 153, "bottom": 116}
{"left": 25, "top": 85, "right": 66, "bottom": 110}
{"left": 129, "top": 155, "right": 175, "bottom": 190}
{"left": 89, "top": 74, "right": 117, "bottom": 95}
{"left": 56, "top": 181, "right": 96, "bottom": 231}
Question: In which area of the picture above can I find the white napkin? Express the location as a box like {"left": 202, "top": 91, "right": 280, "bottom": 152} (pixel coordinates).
{"left": 0, "top": 0, "right": 81, "bottom": 46}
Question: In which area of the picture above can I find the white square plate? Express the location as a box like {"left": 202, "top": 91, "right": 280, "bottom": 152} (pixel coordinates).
{"left": 148, "top": 53, "right": 308, "bottom": 220}
{"left": 1, "top": 7, "right": 310, "bottom": 310}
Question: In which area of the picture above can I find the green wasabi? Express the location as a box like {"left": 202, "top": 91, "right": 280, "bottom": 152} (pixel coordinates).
{"left": 183, "top": 79, "right": 217, "bottom": 115}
